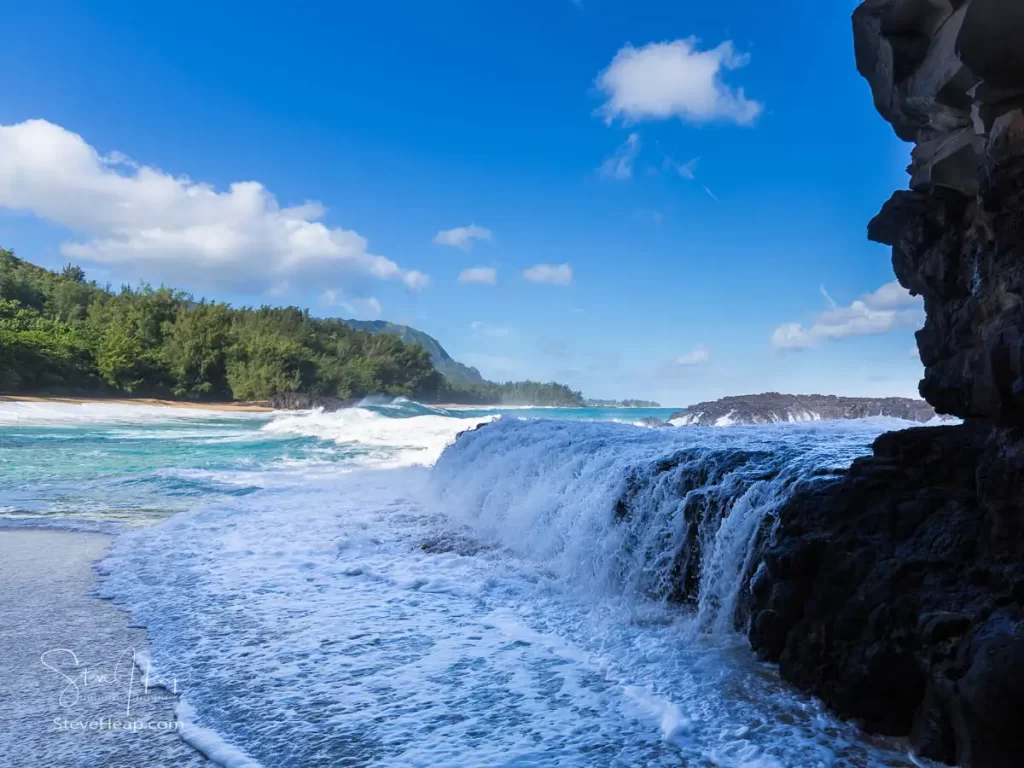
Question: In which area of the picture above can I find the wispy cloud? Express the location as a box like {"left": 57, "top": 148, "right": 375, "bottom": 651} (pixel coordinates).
{"left": 819, "top": 284, "right": 837, "bottom": 308}
{"left": 471, "top": 321, "right": 512, "bottom": 338}
{"left": 524, "top": 263, "right": 573, "bottom": 286}
{"left": 433, "top": 224, "right": 494, "bottom": 250}
{"left": 665, "top": 155, "right": 699, "bottom": 180}
{"left": 458, "top": 266, "right": 497, "bottom": 285}
{"left": 319, "top": 290, "right": 383, "bottom": 318}
{"left": 0, "top": 119, "right": 429, "bottom": 293}
{"left": 772, "top": 281, "right": 923, "bottom": 351}
{"left": 675, "top": 344, "right": 711, "bottom": 366}
{"left": 595, "top": 38, "right": 762, "bottom": 126}
{"left": 599, "top": 133, "right": 642, "bottom": 180}
{"left": 664, "top": 154, "right": 721, "bottom": 202}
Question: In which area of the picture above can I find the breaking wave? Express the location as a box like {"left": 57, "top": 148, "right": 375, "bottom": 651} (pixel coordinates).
{"left": 431, "top": 417, "right": 918, "bottom": 633}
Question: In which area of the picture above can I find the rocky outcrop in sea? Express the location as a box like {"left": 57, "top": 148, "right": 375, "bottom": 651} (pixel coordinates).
{"left": 669, "top": 393, "right": 937, "bottom": 426}
{"left": 747, "top": 3, "right": 1024, "bottom": 765}
{"left": 268, "top": 392, "right": 358, "bottom": 411}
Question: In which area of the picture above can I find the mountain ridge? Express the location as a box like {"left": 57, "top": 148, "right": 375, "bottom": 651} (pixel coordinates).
{"left": 341, "top": 319, "right": 484, "bottom": 385}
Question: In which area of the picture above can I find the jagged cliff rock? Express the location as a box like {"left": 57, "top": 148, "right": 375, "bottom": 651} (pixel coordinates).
{"left": 748, "top": 3, "right": 1024, "bottom": 766}
{"left": 750, "top": 426, "right": 1024, "bottom": 766}
{"left": 669, "top": 393, "right": 936, "bottom": 426}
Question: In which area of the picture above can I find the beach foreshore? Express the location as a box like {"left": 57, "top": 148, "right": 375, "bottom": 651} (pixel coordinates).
{"left": 0, "top": 394, "right": 272, "bottom": 412}
{"left": 0, "top": 530, "right": 208, "bottom": 766}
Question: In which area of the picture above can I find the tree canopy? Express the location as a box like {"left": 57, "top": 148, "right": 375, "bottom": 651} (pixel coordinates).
{"left": 0, "top": 248, "right": 585, "bottom": 406}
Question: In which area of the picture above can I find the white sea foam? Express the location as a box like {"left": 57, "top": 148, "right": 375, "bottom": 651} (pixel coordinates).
{"left": 88, "top": 411, "right": 940, "bottom": 767}
{"left": 0, "top": 400, "right": 264, "bottom": 426}
{"left": 176, "top": 699, "right": 264, "bottom": 768}
{"left": 260, "top": 407, "right": 495, "bottom": 466}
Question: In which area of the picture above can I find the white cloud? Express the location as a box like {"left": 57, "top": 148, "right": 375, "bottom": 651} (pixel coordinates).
{"left": 675, "top": 344, "right": 711, "bottom": 366}
{"left": 433, "top": 224, "right": 493, "bottom": 250}
{"left": 523, "top": 263, "right": 573, "bottom": 286}
{"left": 0, "top": 119, "right": 428, "bottom": 293}
{"left": 863, "top": 280, "right": 922, "bottom": 310}
{"left": 459, "top": 266, "right": 497, "bottom": 285}
{"left": 596, "top": 38, "right": 762, "bottom": 126}
{"left": 772, "top": 281, "right": 923, "bottom": 351}
{"left": 599, "top": 133, "right": 641, "bottom": 180}
{"left": 319, "top": 290, "right": 382, "bottom": 318}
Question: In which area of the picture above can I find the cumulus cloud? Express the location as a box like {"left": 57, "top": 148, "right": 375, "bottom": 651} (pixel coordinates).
{"left": 599, "top": 133, "right": 642, "bottom": 180}
{"left": 676, "top": 344, "right": 711, "bottom": 366}
{"left": 772, "top": 281, "right": 923, "bottom": 351}
{"left": 596, "top": 38, "right": 762, "bottom": 126}
{"left": 0, "top": 119, "right": 428, "bottom": 293}
{"left": 433, "top": 224, "right": 493, "bottom": 250}
{"left": 459, "top": 266, "right": 497, "bottom": 285}
{"left": 523, "top": 263, "right": 573, "bottom": 286}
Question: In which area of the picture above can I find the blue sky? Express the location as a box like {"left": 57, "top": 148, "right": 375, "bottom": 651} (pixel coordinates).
{"left": 0, "top": 0, "right": 924, "bottom": 406}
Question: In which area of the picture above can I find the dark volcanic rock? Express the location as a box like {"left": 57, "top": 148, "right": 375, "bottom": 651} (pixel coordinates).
{"left": 669, "top": 393, "right": 937, "bottom": 426}
{"left": 748, "top": 425, "right": 1024, "bottom": 766}
{"left": 268, "top": 392, "right": 357, "bottom": 411}
{"left": 636, "top": 416, "right": 669, "bottom": 428}
{"left": 746, "top": 2, "right": 1024, "bottom": 765}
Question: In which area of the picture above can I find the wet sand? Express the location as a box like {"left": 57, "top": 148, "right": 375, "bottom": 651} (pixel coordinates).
{"left": 0, "top": 530, "right": 208, "bottom": 767}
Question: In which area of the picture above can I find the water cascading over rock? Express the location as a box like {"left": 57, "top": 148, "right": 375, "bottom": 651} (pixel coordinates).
{"left": 747, "top": 3, "right": 1024, "bottom": 766}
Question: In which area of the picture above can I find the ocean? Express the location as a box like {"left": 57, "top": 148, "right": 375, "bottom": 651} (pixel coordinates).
{"left": 0, "top": 399, "right": 936, "bottom": 767}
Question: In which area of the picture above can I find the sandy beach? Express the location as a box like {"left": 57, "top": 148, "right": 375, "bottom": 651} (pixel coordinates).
{"left": 0, "top": 530, "right": 208, "bottom": 766}
{"left": 0, "top": 394, "right": 272, "bottom": 412}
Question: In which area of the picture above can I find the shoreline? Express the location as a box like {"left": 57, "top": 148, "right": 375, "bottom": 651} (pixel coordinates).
{"left": 0, "top": 529, "right": 208, "bottom": 766}
{"left": 1, "top": 394, "right": 673, "bottom": 413}
{"left": 0, "top": 394, "right": 272, "bottom": 413}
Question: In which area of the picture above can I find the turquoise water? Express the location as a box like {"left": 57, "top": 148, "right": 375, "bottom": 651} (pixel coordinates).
{"left": 0, "top": 401, "right": 676, "bottom": 530}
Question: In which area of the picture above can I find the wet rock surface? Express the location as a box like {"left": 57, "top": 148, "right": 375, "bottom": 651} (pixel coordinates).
{"left": 749, "top": 425, "right": 1024, "bottom": 766}
{"left": 268, "top": 392, "right": 358, "bottom": 411}
{"left": 747, "top": 2, "right": 1024, "bottom": 765}
{"left": 670, "top": 393, "right": 937, "bottom": 426}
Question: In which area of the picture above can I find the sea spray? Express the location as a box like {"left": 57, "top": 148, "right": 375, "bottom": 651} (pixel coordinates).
{"left": 431, "top": 416, "right": 910, "bottom": 633}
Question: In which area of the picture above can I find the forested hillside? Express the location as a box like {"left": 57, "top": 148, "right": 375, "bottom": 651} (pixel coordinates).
{"left": 0, "top": 249, "right": 584, "bottom": 406}
{"left": 343, "top": 319, "right": 484, "bottom": 384}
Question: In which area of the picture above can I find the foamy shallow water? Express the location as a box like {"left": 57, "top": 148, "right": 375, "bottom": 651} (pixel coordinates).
{"left": 0, "top": 401, "right": 937, "bottom": 767}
